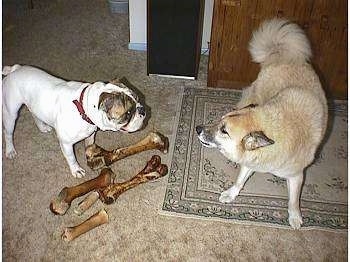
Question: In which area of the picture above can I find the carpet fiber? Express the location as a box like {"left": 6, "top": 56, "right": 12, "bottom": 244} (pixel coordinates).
{"left": 162, "top": 87, "right": 347, "bottom": 231}
{"left": 3, "top": 1, "right": 347, "bottom": 260}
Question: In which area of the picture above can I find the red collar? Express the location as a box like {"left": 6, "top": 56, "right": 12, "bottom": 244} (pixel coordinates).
{"left": 72, "top": 86, "right": 95, "bottom": 125}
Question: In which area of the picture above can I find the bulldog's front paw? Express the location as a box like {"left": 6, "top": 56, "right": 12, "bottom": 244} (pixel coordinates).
{"left": 219, "top": 186, "right": 240, "bottom": 203}
{"left": 288, "top": 209, "right": 303, "bottom": 229}
{"left": 71, "top": 166, "right": 86, "bottom": 178}
{"left": 5, "top": 148, "right": 17, "bottom": 159}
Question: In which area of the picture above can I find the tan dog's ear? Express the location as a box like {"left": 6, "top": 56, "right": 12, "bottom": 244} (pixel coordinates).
{"left": 241, "top": 131, "right": 274, "bottom": 151}
{"left": 98, "top": 92, "right": 116, "bottom": 112}
{"left": 222, "top": 104, "right": 258, "bottom": 119}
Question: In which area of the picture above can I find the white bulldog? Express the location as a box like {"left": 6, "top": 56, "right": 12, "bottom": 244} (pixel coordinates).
{"left": 2, "top": 64, "right": 146, "bottom": 177}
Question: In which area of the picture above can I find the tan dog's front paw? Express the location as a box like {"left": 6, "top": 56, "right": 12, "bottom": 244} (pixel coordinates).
{"left": 288, "top": 211, "right": 303, "bottom": 229}
{"left": 219, "top": 190, "right": 236, "bottom": 203}
{"left": 219, "top": 185, "right": 241, "bottom": 203}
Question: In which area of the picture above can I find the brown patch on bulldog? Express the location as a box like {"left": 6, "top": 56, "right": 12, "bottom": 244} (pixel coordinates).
{"left": 98, "top": 92, "right": 135, "bottom": 123}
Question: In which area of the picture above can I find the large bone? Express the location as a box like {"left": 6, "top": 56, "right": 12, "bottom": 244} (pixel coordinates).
{"left": 71, "top": 155, "right": 168, "bottom": 215}
{"left": 50, "top": 168, "right": 115, "bottom": 215}
{"left": 61, "top": 209, "right": 109, "bottom": 242}
{"left": 86, "top": 132, "right": 169, "bottom": 170}
{"left": 74, "top": 191, "right": 100, "bottom": 216}
{"left": 99, "top": 155, "right": 168, "bottom": 204}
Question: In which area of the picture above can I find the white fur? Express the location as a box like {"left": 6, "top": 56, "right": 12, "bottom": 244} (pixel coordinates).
{"left": 249, "top": 18, "right": 312, "bottom": 65}
{"left": 2, "top": 65, "right": 145, "bottom": 178}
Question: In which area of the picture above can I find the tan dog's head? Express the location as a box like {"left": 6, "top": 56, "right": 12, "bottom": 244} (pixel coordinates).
{"left": 195, "top": 105, "right": 274, "bottom": 162}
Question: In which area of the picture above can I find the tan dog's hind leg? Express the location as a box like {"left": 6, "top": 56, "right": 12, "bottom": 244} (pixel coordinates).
{"left": 286, "top": 173, "right": 304, "bottom": 229}
{"left": 219, "top": 166, "right": 254, "bottom": 203}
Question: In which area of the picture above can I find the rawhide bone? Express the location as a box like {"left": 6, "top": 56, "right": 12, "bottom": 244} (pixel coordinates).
{"left": 86, "top": 132, "right": 169, "bottom": 170}
{"left": 71, "top": 155, "right": 168, "bottom": 216}
{"left": 49, "top": 168, "right": 115, "bottom": 215}
{"left": 61, "top": 209, "right": 108, "bottom": 242}
{"left": 74, "top": 191, "right": 100, "bottom": 216}
{"left": 98, "top": 155, "right": 168, "bottom": 205}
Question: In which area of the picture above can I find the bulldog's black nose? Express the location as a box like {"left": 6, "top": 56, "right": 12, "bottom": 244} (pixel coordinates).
{"left": 196, "top": 125, "right": 203, "bottom": 135}
{"left": 138, "top": 106, "right": 146, "bottom": 117}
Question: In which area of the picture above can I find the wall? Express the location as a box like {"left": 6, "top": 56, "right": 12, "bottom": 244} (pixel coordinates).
{"left": 128, "top": 0, "right": 214, "bottom": 54}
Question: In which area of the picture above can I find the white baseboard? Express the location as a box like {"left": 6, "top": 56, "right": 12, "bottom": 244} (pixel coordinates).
{"left": 128, "top": 42, "right": 209, "bottom": 55}
{"left": 128, "top": 42, "right": 147, "bottom": 51}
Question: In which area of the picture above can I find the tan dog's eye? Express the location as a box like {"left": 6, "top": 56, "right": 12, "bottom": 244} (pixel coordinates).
{"left": 220, "top": 125, "right": 228, "bottom": 135}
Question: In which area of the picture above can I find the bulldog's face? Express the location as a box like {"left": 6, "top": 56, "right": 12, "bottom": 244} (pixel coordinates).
{"left": 98, "top": 89, "right": 145, "bottom": 133}
{"left": 195, "top": 106, "right": 274, "bottom": 162}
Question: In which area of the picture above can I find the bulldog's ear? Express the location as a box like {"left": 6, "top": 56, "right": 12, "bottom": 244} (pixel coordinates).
{"left": 241, "top": 131, "right": 274, "bottom": 151}
{"left": 109, "top": 78, "right": 122, "bottom": 85}
{"left": 98, "top": 92, "right": 117, "bottom": 112}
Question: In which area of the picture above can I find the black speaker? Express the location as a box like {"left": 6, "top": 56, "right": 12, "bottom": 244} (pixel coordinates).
{"left": 147, "top": 0, "right": 204, "bottom": 79}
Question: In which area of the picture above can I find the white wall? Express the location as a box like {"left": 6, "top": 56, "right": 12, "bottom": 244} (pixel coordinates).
{"left": 129, "top": 0, "right": 147, "bottom": 45}
{"left": 201, "top": 0, "right": 214, "bottom": 52}
{"left": 128, "top": 0, "right": 214, "bottom": 53}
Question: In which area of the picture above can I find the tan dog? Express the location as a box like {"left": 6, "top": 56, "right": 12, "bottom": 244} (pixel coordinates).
{"left": 196, "top": 18, "right": 328, "bottom": 229}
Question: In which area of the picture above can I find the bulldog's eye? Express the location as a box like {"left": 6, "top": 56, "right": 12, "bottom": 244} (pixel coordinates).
{"left": 125, "top": 110, "right": 132, "bottom": 118}
{"left": 121, "top": 110, "right": 132, "bottom": 123}
{"left": 220, "top": 125, "right": 228, "bottom": 135}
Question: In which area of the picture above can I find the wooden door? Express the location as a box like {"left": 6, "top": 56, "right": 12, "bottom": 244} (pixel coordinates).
{"left": 208, "top": 0, "right": 347, "bottom": 99}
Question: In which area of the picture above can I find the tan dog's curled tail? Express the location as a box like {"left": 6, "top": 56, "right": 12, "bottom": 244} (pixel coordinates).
{"left": 2, "top": 64, "right": 21, "bottom": 76}
{"left": 249, "top": 18, "right": 312, "bottom": 65}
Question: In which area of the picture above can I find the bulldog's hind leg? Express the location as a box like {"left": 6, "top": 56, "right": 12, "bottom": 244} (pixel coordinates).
{"left": 33, "top": 115, "right": 52, "bottom": 133}
{"left": 60, "top": 141, "right": 86, "bottom": 178}
{"left": 2, "top": 98, "right": 22, "bottom": 159}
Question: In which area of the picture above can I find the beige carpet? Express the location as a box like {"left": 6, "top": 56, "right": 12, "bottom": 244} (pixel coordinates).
{"left": 161, "top": 87, "right": 347, "bottom": 231}
{"left": 2, "top": 0, "right": 347, "bottom": 261}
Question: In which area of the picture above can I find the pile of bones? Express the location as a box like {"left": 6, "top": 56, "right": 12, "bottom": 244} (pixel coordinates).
{"left": 50, "top": 131, "right": 169, "bottom": 241}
